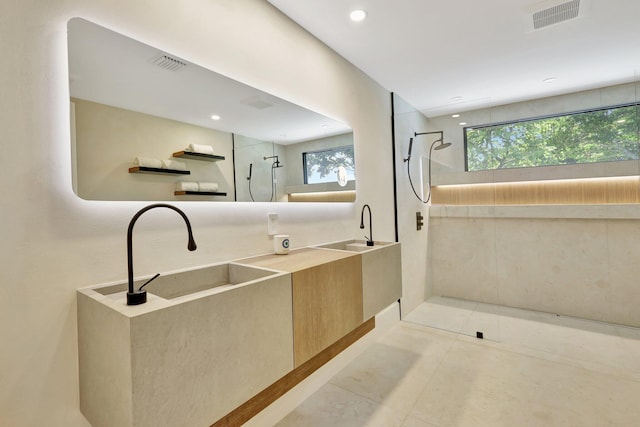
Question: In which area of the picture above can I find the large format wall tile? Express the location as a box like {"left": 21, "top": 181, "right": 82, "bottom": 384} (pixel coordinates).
{"left": 495, "top": 218, "right": 611, "bottom": 321}
{"left": 430, "top": 217, "right": 498, "bottom": 304}
{"left": 606, "top": 220, "right": 640, "bottom": 326}
{"left": 427, "top": 214, "right": 640, "bottom": 327}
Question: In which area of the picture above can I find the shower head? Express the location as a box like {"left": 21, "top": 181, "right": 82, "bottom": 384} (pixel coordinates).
{"left": 434, "top": 141, "right": 452, "bottom": 151}
{"left": 414, "top": 131, "right": 452, "bottom": 151}
{"left": 264, "top": 155, "right": 283, "bottom": 168}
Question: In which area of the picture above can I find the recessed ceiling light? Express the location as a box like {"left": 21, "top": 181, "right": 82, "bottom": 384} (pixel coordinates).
{"left": 450, "top": 96, "right": 463, "bottom": 102}
{"left": 459, "top": 122, "right": 467, "bottom": 126}
{"left": 350, "top": 10, "right": 367, "bottom": 22}
{"left": 542, "top": 77, "right": 558, "bottom": 83}
{"left": 210, "top": 114, "right": 221, "bottom": 120}
{"left": 452, "top": 114, "right": 460, "bottom": 118}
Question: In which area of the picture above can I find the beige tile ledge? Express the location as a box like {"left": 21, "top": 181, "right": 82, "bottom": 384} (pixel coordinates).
{"left": 429, "top": 204, "right": 640, "bottom": 220}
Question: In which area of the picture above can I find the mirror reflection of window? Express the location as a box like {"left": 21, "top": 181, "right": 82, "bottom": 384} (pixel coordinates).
{"left": 303, "top": 146, "right": 356, "bottom": 185}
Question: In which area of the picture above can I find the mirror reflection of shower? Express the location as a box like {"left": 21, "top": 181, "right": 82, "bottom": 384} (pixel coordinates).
{"left": 263, "top": 155, "right": 284, "bottom": 202}
{"left": 246, "top": 163, "right": 255, "bottom": 201}
{"left": 233, "top": 132, "right": 355, "bottom": 202}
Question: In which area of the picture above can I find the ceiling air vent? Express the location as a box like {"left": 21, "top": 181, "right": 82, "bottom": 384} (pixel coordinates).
{"left": 150, "top": 54, "right": 187, "bottom": 72}
{"left": 532, "top": 0, "right": 581, "bottom": 29}
{"left": 241, "top": 96, "right": 275, "bottom": 110}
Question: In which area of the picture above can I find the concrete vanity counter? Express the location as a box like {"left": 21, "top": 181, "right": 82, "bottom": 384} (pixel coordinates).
{"left": 77, "top": 242, "right": 401, "bottom": 427}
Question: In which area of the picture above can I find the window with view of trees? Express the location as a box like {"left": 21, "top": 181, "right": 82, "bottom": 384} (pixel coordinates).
{"left": 465, "top": 103, "right": 640, "bottom": 171}
{"left": 303, "top": 145, "right": 355, "bottom": 184}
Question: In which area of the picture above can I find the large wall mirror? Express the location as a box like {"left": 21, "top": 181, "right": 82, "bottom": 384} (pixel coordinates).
{"left": 68, "top": 18, "right": 355, "bottom": 202}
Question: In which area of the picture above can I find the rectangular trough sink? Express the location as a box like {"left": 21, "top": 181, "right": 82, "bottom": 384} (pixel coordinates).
{"left": 92, "top": 262, "right": 279, "bottom": 300}
{"left": 316, "top": 239, "right": 394, "bottom": 252}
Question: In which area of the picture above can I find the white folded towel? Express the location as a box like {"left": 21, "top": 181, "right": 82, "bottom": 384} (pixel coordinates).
{"left": 197, "top": 182, "right": 219, "bottom": 192}
{"left": 161, "top": 159, "right": 187, "bottom": 171}
{"left": 175, "top": 181, "right": 199, "bottom": 192}
{"left": 133, "top": 156, "right": 163, "bottom": 169}
{"left": 186, "top": 144, "right": 215, "bottom": 155}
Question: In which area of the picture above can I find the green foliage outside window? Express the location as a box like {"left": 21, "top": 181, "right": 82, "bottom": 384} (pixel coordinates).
{"left": 465, "top": 104, "right": 640, "bottom": 171}
{"left": 304, "top": 145, "right": 356, "bottom": 184}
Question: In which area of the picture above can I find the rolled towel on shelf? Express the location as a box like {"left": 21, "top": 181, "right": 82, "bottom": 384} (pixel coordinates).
{"left": 197, "top": 182, "right": 219, "bottom": 192}
{"left": 161, "top": 159, "right": 187, "bottom": 171}
{"left": 175, "top": 181, "right": 200, "bottom": 192}
{"left": 133, "top": 156, "right": 163, "bottom": 169}
{"left": 186, "top": 144, "right": 215, "bottom": 155}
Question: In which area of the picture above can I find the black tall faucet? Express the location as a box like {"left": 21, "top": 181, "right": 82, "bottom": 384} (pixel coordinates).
{"left": 126, "top": 203, "right": 197, "bottom": 305}
{"left": 360, "top": 204, "right": 374, "bottom": 247}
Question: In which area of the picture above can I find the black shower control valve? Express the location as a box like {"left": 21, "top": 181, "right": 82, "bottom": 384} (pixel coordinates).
{"left": 416, "top": 211, "right": 424, "bottom": 230}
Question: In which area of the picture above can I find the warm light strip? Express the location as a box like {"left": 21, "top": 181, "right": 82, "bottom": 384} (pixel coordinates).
{"left": 287, "top": 191, "right": 356, "bottom": 203}
{"left": 431, "top": 176, "right": 640, "bottom": 205}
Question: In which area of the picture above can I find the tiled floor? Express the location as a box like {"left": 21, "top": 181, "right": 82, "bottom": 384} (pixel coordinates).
{"left": 275, "top": 297, "right": 640, "bottom": 426}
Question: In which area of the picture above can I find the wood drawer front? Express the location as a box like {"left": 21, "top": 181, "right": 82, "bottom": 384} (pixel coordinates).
{"left": 292, "top": 256, "right": 363, "bottom": 366}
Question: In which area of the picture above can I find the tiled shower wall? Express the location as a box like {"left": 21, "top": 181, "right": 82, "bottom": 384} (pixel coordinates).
{"left": 429, "top": 214, "right": 640, "bottom": 327}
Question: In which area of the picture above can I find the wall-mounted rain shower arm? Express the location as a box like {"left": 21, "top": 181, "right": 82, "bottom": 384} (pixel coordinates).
{"left": 264, "top": 155, "right": 283, "bottom": 168}
{"left": 415, "top": 130, "right": 444, "bottom": 139}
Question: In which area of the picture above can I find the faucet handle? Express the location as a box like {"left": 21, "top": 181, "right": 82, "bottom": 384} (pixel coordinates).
{"left": 138, "top": 273, "right": 160, "bottom": 291}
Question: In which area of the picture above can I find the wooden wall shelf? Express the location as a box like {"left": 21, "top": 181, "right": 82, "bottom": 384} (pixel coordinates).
{"left": 129, "top": 166, "right": 190, "bottom": 175}
{"left": 174, "top": 191, "right": 227, "bottom": 196}
{"left": 172, "top": 151, "right": 225, "bottom": 162}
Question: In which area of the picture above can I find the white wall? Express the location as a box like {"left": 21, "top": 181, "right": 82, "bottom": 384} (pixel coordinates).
{"left": 73, "top": 99, "right": 235, "bottom": 201}
{"left": 0, "top": 1, "right": 395, "bottom": 426}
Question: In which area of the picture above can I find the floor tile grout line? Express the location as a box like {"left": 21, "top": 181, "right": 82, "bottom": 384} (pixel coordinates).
{"left": 424, "top": 315, "right": 640, "bottom": 385}
{"left": 398, "top": 329, "right": 459, "bottom": 427}
{"left": 326, "top": 322, "right": 460, "bottom": 425}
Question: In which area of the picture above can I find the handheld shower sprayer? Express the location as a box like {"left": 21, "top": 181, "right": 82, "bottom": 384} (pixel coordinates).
{"left": 247, "top": 163, "right": 253, "bottom": 180}
{"left": 404, "top": 137, "right": 414, "bottom": 163}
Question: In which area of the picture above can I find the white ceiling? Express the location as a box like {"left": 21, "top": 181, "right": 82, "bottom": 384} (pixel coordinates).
{"left": 267, "top": 0, "right": 640, "bottom": 117}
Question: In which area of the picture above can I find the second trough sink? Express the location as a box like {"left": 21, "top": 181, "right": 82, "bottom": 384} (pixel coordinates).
{"left": 316, "top": 239, "right": 394, "bottom": 252}
{"left": 315, "top": 239, "right": 402, "bottom": 320}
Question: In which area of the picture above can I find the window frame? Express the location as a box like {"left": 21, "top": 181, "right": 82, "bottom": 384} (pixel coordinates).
{"left": 463, "top": 101, "right": 640, "bottom": 172}
{"left": 302, "top": 145, "right": 355, "bottom": 185}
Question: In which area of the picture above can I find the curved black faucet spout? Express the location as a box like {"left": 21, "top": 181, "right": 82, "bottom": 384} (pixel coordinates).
{"left": 360, "top": 204, "right": 374, "bottom": 246}
{"left": 127, "top": 203, "right": 197, "bottom": 305}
